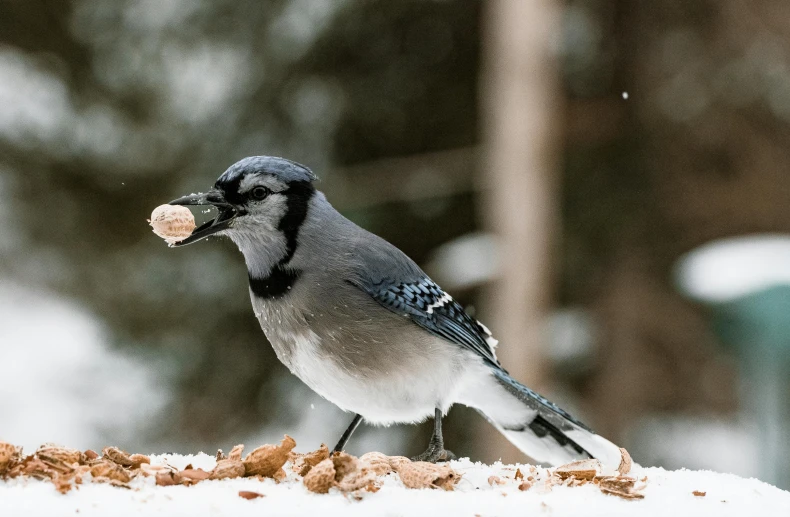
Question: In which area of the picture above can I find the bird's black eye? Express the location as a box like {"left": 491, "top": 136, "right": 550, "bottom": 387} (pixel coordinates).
{"left": 250, "top": 186, "right": 270, "bottom": 200}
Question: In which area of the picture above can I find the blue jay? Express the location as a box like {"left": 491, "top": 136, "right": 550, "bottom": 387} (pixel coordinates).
{"left": 169, "top": 156, "right": 621, "bottom": 466}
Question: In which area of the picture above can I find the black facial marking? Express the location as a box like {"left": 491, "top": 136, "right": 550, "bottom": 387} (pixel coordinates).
{"left": 215, "top": 174, "right": 245, "bottom": 206}
{"left": 277, "top": 180, "right": 315, "bottom": 265}
{"left": 249, "top": 266, "right": 300, "bottom": 299}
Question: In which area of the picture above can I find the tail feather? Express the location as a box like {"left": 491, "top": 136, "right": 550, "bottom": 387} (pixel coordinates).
{"left": 460, "top": 367, "right": 621, "bottom": 467}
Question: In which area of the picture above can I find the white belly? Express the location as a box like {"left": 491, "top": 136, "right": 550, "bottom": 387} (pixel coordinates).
{"left": 268, "top": 327, "right": 468, "bottom": 425}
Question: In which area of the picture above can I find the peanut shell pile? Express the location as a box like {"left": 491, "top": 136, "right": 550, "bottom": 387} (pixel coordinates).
{"left": 0, "top": 436, "right": 461, "bottom": 497}
{"left": 0, "top": 437, "right": 643, "bottom": 500}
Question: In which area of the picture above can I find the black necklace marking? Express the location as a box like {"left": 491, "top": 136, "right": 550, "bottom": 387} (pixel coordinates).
{"left": 277, "top": 180, "right": 315, "bottom": 265}
{"left": 249, "top": 266, "right": 300, "bottom": 299}
{"left": 248, "top": 180, "right": 315, "bottom": 299}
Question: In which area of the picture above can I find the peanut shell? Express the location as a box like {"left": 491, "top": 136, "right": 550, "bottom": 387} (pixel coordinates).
{"left": 243, "top": 435, "right": 296, "bottom": 478}
{"left": 555, "top": 458, "right": 601, "bottom": 481}
{"left": 228, "top": 444, "right": 245, "bottom": 462}
{"left": 149, "top": 204, "right": 196, "bottom": 244}
{"left": 90, "top": 461, "right": 132, "bottom": 483}
{"left": 210, "top": 459, "right": 246, "bottom": 480}
{"left": 290, "top": 443, "right": 330, "bottom": 477}
{"left": 303, "top": 458, "right": 336, "bottom": 494}
{"left": 617, "top": 448, "right": 633, "bottom": 475}
{"left": 395, "top": 461, "right": 460, "bottom": 490}
{"left": 0, "top": 442, "right": 18, "bottom": 475}
{"left": 37, "top": 445, "right": 81, "bottom": 470}
{"left": 359, "top": 452, "right": 393, "bottom": 476}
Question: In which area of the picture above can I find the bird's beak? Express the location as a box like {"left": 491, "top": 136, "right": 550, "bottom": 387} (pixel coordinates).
{"left": 168, "top": 189, "right": 241, "bottom": 246}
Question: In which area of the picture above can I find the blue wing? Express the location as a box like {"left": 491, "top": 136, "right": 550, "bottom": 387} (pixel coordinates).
{"left": 353, "top": 276, "right": 503, "bottom": 369}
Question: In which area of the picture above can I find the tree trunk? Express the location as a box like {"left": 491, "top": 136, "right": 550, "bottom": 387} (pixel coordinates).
{"left": 478, "top": 0, "right": 564, "bottom": 464}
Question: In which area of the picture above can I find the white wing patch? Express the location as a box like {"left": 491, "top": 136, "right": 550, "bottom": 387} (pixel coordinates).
{"left": 425, "top": 292, "right": 453, "bottom": 314}
{"left": 476, "top": 320, "right": 500, "bottom": 351}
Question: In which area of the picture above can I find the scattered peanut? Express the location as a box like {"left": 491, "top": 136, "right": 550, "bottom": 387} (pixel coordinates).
{"left": 395, "top": 461, "right": 460, "bottom": 491}
{"left": 0, "top": 442, "right": 19, "bottom": 475}
{"left": 0, "top": 438, "right": 647, "bottom": 502}
{"left": 618, "top": 447, "right": 633, "bottom": 476}
{"left": 290, "top": 444, "right": 330, "bottom": 477}
{"left": 555, "top": 458, "right": 601, "bottom": 481}
{"left": 359, "top": 451, "right": 393, "bottom": 476}
{"left": 210, "top": 458, "right": 245, "bottom": 480}
{"left": 243, "top": 435, "right": 296, "bottom": 478}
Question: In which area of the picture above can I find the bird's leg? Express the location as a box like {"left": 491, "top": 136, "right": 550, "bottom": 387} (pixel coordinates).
{"left": 332, "top": 413, "right": 363, "bottom": 455}
{"left": 413, "top": 407, "right": 456, "bottom": 463}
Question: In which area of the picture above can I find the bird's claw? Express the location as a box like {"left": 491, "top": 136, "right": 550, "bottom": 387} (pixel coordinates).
{"left": 412, "top": 447, "right": 456, "bottom": 463}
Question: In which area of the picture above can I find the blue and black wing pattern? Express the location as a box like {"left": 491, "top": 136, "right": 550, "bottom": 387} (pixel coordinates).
{"left": 356, "top": 277, "right": 502, "bottom": 368}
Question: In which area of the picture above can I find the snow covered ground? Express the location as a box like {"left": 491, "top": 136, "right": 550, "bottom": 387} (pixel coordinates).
{"left": 1, "top": 452, "right": 788, "bottom": 517}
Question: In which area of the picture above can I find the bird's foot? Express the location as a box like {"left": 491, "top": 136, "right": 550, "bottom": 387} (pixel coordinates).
{"left": 412, "top": 446, "right": 456, "bottom": 463}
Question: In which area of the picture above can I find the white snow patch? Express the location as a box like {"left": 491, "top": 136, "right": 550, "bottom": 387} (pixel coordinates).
{"left": 0, "top": 283, "right": 168, "bottom": 452}
{"left": 426, "top": 232, "right": 499, "bottom": 290}
{"left": 676, "top": 234, "right": 790, "bottom": 302}
{"left": 1, "top": 456, "right": 787, "bottom": 517}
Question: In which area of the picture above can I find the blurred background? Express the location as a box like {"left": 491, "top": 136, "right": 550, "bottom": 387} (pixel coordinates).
{"left": 1, "top": 0, "right": 789, "bottom": 489}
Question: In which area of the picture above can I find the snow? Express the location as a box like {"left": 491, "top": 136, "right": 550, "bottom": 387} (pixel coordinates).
{"left": 0, "top": 284, "right": 168, "bottom": 452}
{"left": 1, "top": 454, "right": 787, "bottom": 517}
{"left": 675, "top": 234, "right": 790, "bottom": 302}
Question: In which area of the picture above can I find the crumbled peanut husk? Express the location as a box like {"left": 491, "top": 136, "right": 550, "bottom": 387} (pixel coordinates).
{"left": 130, "top": 454, "right": 151, "bottom": 467}
{"left": 228, "top": 444, "right": 245, "bottom": 462}
{"left": 139, "top": 463, "right": 171, "bottom": 477}
{"left": 102, "top": 446, "right": 149, "bottom": 468}
{"left": 102, "top": 446, "right": 133, "bottom": 467}
{"left": 518, "top": 480, "right": 533, "bottom": 491}
{"left": 693, "top": 490, "right": 706, "bottom": 497}
{"left": 617, "top": 448, "right": 633, "bottom": 475}
{"left": 332, "top": 454, "right": 375, "bottom": 492}
{"left": 90, "top": 460, "right": 132, "bottom": 484}
{"left": 303, "top": 458, "right": 336, "bottom": 494}
{"left": 0, "top": 442, "right": 22, "bottom": 476}
{"left": 329, "top": 453, "right": 358, "bottom": 480}
{"left": 36, "top": 445, "right": 81, "bottom": 471}
{"left": 210, "top": 458, "right": 246, "bottom": 480}
{"left": 150, "top": 464, "right": 213, "bottom": 487}
{"left": 52, "top": 476, "right": 75, "bottom": 494}
{"left": 178, "top": 466, "right": 211, "bottom": 485}
{"left": 597, "top": 475, "right": 645, "bottom": 499}
{"left": 155, "top": 470, "right": 182, "bottom": 487}
{"left": 243, "top": 435, "right": 296, "bottom": 478}
{"left": 289, "top": 444, "right": 330, "bottom": 477}
{"left": 238, "top": 490, "right": 265, "bottom": 500}
{"left": 359, "top": 452, "right": 393, "bottom": 476}
{"left": 395, "top": 461, "right": 461, "bottom": 491}
{"left": 336, "top": 465, "right": 375, "bottom": 492}
{"left": 304, "top": 452, "right": 460, "bottom": 491}
{"left": 386, "top": 456, "right": 411, "bottom": 470}
{"left": 554, "top": 458, "right": 601, "bottom": 481}
{"left": 303, "top": 453, "right": 376, "bottom": 494}
{"left": 10, "top": 455, "right": 59, "bottom": 480}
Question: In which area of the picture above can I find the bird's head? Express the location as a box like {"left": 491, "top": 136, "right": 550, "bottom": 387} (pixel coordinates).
{"left": 169, "top": 156, "right": 317, "bottom": 247}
